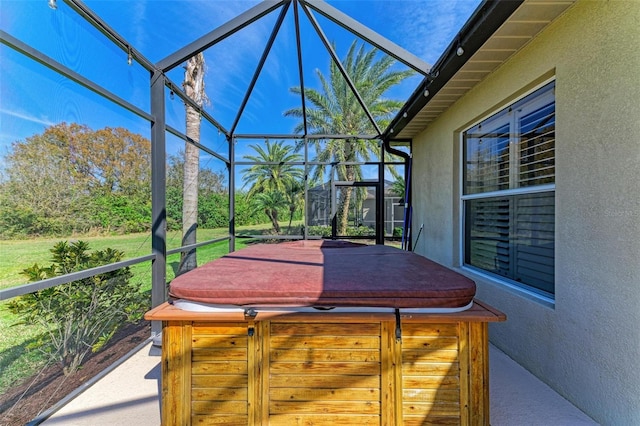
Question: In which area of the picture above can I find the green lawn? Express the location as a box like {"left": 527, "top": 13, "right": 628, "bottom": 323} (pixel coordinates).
{"left": 0, "top": 221, "right": 302, "bottom": 395}
{"left": 0, "top": 302, "right": 51, "bottom": 395}
{"left": 0, "top": 221, "right": 303, "bottom": 290}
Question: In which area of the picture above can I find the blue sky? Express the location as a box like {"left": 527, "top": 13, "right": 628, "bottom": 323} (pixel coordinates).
{"left": 0, "top": 0, "right": 481, "bottom": 167}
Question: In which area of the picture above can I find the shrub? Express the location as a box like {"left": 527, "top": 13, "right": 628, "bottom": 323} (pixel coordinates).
{"left": 8, "top": 241, "right": 147, "bottom": 376}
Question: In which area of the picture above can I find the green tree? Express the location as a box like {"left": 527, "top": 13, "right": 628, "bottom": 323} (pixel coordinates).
{"left": 285, "top": 41, "right": 413, "bottom": 234}
{"left": 241, "top": 140, "right": 303, "bottom": 233}
{"left": 166, "top": 152, "right": 228, "bottom": 231}
{"left": 250, "top": 190, "right": 288, "bottom": 234}
{"left": 391, "top": 176, "right": 406, "bottom": 201}
{"left": 8, "top": 241, "right": 146, "bottom": 376}
{"left": 0, "top": 123, "right": 150, "bottom": 237}
{"left": 284, "top": 178, "right": 304, "bottom": 231}
{"left": 241, "top": 140, "right": 303, "bottom": 197}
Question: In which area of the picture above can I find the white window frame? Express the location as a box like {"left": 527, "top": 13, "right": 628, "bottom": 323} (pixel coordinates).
{"left": 459, "top": 78, "right": 556, "bottom": 302}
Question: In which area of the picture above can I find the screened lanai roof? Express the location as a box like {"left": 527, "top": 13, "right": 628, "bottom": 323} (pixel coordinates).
{"left": 1, "top": 0, "right": 482, "bottom": 146}
{"left": 1, "top": 0, "right": 576, "bottom": 150}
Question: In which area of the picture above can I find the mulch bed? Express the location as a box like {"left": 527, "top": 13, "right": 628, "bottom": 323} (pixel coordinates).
{"left": 0, "top": 321, "right": 151, "bottom": 426}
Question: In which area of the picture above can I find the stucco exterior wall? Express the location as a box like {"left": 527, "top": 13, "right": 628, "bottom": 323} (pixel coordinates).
{"left": 410, "top": 1, "right": 640, "bottom": 424}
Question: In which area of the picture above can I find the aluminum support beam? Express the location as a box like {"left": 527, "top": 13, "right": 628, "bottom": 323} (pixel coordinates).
{"left": 293, "top": 1, "right": 309, "bottom": 136}
{"left": 165, "top": 80, "right": 229, "bottom": 138}
{"left": 157, "top": 1, "right": 287, "bottom": 72}
{"left": 0, "top": 254, "right": 155, "bottom": 301}
{"left": 65, "top": 0, "right": 156, "bottom": 72}
{"left": 150, "top": 70, "right": 167, "bottom": 337}
{"left": 0, "top": 31, "right": 152, "bottom": 123}
{"left": 300, "top": 3, "right": 382, "bottom": 137}
{"left": 230, "top": 2, "right": 291, "bottom": 135}
{"left": 301, "top": 0, "right": 431, "bottom": 76}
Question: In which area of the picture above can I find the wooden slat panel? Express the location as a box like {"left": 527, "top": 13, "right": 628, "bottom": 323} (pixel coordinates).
{"left": 403, "top": 401, "right": 460, "bottom": 416}
{"left": 401, "top": 336, "right": 458, "bottom": 350}
{"left": 381, "top": 321, "right": 398, "bottom": 425}
{"left": 260, "top": 320, "right": 271, "bottom": 424}
{"left": 403, "top": 415, "right": 461, "bottom": 426}
{"left": 270, "top": 400, "right": 380, "bottom": 414}
{"left": 192, "top": 347, "right": 247, "bottom": 361}
{"left": 268, "top": 414, "right": 381, "bottom": 426}
{"left": 192, "top": 374, "right": 248, "bottom": 388}
{"left": 270, "top": 322, "right": 381, "bottom": 336}
{"left": 402, "top": 323, "right": 459, "bottom": 336}
{"left": 247, "top": 319, "right": 260, "bottom": 426}
{"left": 401, "top": 321, "right": 462, "bottom": 423}
{"left": 402, "top": 376, "right": 460, "bottom": 389}
{"left": 192, "top": 400, "right": 248, "bottom": 415}
{"left": 271, "top": 348, "right": 379, "bottom": 362}
{"left": 269, "top": 370, "right": 380, "bottom": 389}
{"left": 192, "top": 360, "right": 247, "bottom": 375}
{"left": 270, "top": 387, "right": 380, "bottom": 401}
{"left": 192, "top": 324, "right": 248, "bottom": 335}
{"left": 270, "top": 335, "right": 380, "bottom": 349}
{"left": 193, "top": 336, "right": 248, "bottom": 348}
{"left": 403, "top": 388, "right": 460, "bottom": 402}
{"left": 192, "top": 387, "right": 248, "bottom": 401}
{"left": 270, "top": 361, "right": 380, "bottom": 375}
{"left": 459, "top": 322, "right": 470, "bottom": 426}
{"left": 403, "top": 362, "right": 459, "bottom": 376}
{"left": 269, "top": 320, "right": 383, "bottom": 421}
{"left": 191, "top": 414, "right": 248, "bottom": 425}
{"left": 470, "top": 322, "right": 489, "bottom": 425}
{"left": 402, "top": 349, "right": 459, "bottom": 363}
{"left": 162, "top": 322, "right": 191, "bottom": 426}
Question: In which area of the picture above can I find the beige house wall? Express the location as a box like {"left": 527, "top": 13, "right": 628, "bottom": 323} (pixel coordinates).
{"left": 410, "top": 1, "right": 640, "bottom": 424}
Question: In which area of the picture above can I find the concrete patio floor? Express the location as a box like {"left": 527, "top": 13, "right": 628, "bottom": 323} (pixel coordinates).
{"left": 40, "top": 343, "right": 598, "bottom": 425}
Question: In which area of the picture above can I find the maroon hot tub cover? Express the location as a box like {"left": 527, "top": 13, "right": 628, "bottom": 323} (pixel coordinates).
{"left": 168, "top": 240, "right": 476, "bottom": 309}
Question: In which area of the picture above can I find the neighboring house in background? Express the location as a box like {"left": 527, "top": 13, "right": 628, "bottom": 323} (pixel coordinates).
{"left": 395, "top": 1, "right": 640, "bottom": 425}
{"left": 307, "top": 180, "right": 404, "bottom": 235}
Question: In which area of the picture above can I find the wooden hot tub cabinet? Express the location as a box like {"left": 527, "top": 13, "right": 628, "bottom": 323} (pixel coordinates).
{"left": 145, "top": 300, "right": 505, "bottom": 425}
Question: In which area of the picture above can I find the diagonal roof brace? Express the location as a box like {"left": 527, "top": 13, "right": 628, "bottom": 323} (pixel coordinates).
{"left": 157, "top": 0, "right": 288, "bottom": 72}
{"left": 301, "top": 2, "right": 383, "bottom": 137}
{"left": 293, "top": 0, "right": 309, "bottom": 137}
{"left": 301, "top": 0, "right": 431, "bottom": 76}
{"left": 230, "top": 2, "right": 292, "bottom": 136}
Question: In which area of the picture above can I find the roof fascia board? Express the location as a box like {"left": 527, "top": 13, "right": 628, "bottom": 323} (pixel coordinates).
{"left": 156, "top": 0, "right": 287, "bottom": 72}
{"left": 383, "top": 0, "right": 524, "bottom": 141}
{"left": 301, "top": 0, "right": 431, "bottom": 76}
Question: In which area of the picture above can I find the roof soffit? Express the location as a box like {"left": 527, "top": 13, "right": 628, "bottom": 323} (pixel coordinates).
{"left": 395, "top": 0, "right": 576, "bottom": 140}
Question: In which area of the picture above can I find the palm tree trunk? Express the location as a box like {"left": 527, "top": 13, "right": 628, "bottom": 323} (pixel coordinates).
{"left": 337, "top": 164, "right": 355, "bottom": 235}
{"left": 271, "top": 209, "right": 281, "bottom": 234}
{"left": 179, "top": 53, "right": 206, "bottom": 275}
{"left": 288, "top": 205, "right": 295, "bottom": 231}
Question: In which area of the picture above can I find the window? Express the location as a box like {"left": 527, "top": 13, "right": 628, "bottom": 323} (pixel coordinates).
{"left": 462, "top": 81, "right": 555, "bottom": 297}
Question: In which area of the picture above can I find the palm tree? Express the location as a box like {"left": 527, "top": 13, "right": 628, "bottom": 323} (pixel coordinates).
{"left": 284, "top": 178, "right": 304, "bottom": 231}
{"left": 251, "top": 190, "right": 288, "bottom": 234}
{"left": 285, "top": 41, "right": 413, "bottom": 235}
{"left": 241, "top": 140, "right": 303, "bottom": 233}
{"left": 179, "top": 52, "right": 207, "bottom": 275}
{"left": 391, "top": 176, "right": 406, "bottom": 202}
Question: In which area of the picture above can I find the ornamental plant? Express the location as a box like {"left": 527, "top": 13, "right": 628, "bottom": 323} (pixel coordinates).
{"left": 9, "top": 241, "right": 146, "bottom": 376}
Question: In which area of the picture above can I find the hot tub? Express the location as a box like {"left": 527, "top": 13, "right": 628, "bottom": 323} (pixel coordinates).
{"left": 146, "top": 241, "right": 505, "bottom": 425}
